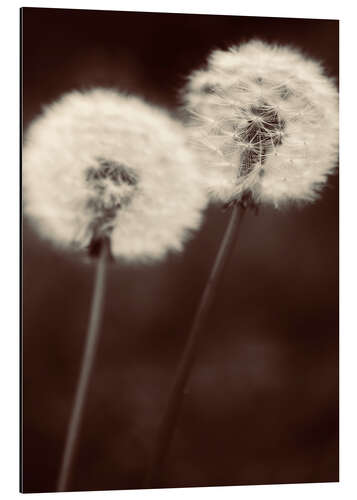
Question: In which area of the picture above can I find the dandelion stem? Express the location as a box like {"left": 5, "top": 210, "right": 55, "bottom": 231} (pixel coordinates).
{"left": 57, "top": 238, "right": 109, "bottom": 492}
{"left": 145, "top": 203, "right": 246, "bottom": 488}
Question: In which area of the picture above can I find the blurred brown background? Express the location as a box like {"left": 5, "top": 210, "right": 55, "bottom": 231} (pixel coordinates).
{"left": 22, "top": 8, "right": 339, "bottom": 493}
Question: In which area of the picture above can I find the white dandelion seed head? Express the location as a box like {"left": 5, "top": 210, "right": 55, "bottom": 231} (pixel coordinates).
{"left": 23, "top": 89, "right": 208, "bottom": 262}
{"left": 183, "top": 40, "right": 339, "bottom": 207}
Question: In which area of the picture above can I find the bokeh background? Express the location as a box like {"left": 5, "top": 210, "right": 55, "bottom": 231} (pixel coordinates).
{"left": 22, "top": 8, "right": 339, "bottom": 493}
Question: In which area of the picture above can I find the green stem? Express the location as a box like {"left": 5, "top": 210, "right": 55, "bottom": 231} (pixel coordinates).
{"left": 145, "top": 203, "right": 246, "bottom": 488}
{"left": 57, "top": 239, "right": 109, "bottom": 492}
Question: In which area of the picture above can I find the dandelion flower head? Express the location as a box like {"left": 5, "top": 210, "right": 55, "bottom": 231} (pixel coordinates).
{"left": 23, "top": 89, "right": 207, "bottom": 261}
{"left": 184, "top": 40, "right": 339, "bottom": 207}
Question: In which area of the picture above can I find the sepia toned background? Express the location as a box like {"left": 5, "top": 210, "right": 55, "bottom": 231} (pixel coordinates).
{"left": 22, "top": 8, "right": 339, "bottom": 493}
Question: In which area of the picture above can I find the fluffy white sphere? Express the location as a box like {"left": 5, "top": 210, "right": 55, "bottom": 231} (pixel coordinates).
{"left": 183, "top": 40, "right": 339, "bottom": 207}
{"left": 23, "top": 89, "right": 208, "bottom": 262}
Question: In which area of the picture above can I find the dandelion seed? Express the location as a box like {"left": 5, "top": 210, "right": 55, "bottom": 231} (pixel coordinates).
{"left": 23, "top": 89, "right": 209, "bottom": 491}
{"left": 23, "top": 88, "right": 207, "bottom": 261}
{"left": 146, "top": 42, "right": 339, "bottom": 486}
{"left": 183, "top": 40, "right": 339, "bottom": 207}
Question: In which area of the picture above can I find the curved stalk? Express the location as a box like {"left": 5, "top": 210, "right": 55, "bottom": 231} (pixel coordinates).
{"left": 145, "top": 203, "right": 246, "bottom": 487}
{"left": 57, "top": 238, "right": 109, "bottom": 491}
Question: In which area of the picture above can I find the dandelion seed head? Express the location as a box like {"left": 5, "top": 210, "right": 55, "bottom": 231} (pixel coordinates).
{"left": 184, "top": 40, "right": 339, "bottom": 207}
{"left": 23, "top": 89, "right": 207, "bottom": 261}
